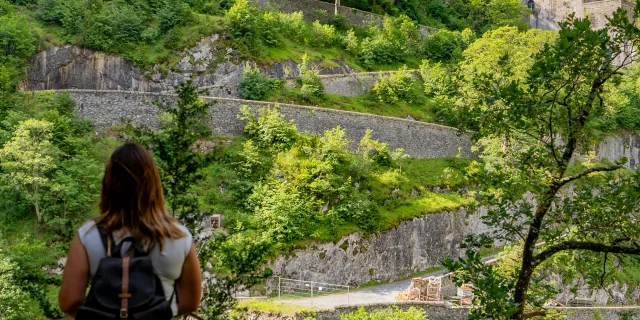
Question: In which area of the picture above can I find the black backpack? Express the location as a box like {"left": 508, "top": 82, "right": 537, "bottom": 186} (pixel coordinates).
{"left": 76, "top": 225, "right": 175, "bottom": 320}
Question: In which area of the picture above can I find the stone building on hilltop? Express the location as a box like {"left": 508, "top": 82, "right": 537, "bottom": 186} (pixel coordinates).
{"left": 527, "top": 0, "right": 635, "bottom": 30}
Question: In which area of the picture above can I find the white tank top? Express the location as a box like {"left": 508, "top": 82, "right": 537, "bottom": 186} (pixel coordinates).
{"left": 78, "top": 220, "right": 193, "bottom": 316}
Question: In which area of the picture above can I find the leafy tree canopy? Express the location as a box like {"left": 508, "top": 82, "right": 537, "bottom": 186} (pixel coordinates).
{"left": 443, "top": 5, "right": 640, "bottom": 320}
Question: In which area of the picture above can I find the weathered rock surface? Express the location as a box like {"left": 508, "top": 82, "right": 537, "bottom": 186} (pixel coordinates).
{"left": 595, "top": 133, "right": 640, "bottom": 169}
{"left": 551, "top": 273, "right": 640, "bottom": 306}
{"left": 23, "top": 37, "right": 354, "bottom": 98}
{"left": 270, "top": 207, "right": 490, "bottom": 286}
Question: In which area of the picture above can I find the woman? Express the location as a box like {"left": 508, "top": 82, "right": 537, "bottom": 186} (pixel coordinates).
{"left": 59, "top": 143, "right": 202, "bottom": 317}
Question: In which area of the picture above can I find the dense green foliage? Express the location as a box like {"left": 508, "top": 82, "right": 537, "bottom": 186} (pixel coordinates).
{"left": 321, "top": 0, "right": 529, "bottom": 33}
{"left": 0, "top": 3, "right": 39, "bottom": 111}
{"left": 33, "top": 0, "right": 221, "bottom": 68}
{"left": 598, "top": 63, "right": 640, "bottom": 132}
{"left": 369, "top": 68, "right": 416, "bottom": 103}
{"left": 226, "top": 0, "right": 478, "bottom": 70}
{"left": 443, "top": 8, "right": 640, "bottom": 319}
{"left": 0, "top": 248, "right": 42, "bottom": 319}
{"left": 0, "top": 92, "right": 113, "bottom": 318}
{"left": 238, "top": 64, "right": 282, "bottom": 100}
{"left": 127, "top": 81, "right": 212, "bottom": 224}
{"left": 196, "top": 106, "right": 470, "bottom": 246}
{"left": 296, "top": 55, "right": 326, "bottom": 100}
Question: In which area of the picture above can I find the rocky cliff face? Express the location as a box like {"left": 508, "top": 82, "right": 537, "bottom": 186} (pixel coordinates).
{"left": 22, "top": 36, "right": 354, "bottom": 97}
{"left": 24, "top": 45, "right": 161, "bottom": 92}
{"left": 552, "top": 273, "right": 640, "bottom": 306}
{"left": 270, "top": 207, "right": 490, "bottom": 286}
{"left": 595, "top": 133, "right": 640, "bottom": 169}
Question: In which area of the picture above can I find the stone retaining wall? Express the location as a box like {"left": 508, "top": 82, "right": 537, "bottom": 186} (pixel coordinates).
{"left": 319, "top": 70, "right": 420, "bottom": 97}
{"left": 64, "top": 90, "right": 473, "bottom": 159}
{"left": 247, "top": 304, "right": 640, "bottom": 320}
{"left": 52, "top": 89, "right": 640, "bottom": 167}
{"left": 270, "top": 207, "right": 489, "bottom": 286}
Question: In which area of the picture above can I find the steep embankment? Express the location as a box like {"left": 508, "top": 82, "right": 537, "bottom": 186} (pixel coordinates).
{"left": 270, "top": 207, "right": 489, "bottom": 286}
{"left": 22, "top": 40, "right": 353, "bottom": 97}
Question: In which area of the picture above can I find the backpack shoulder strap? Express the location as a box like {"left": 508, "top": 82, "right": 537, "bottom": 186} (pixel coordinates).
{"left": 116, "top": 237, "right": 150, "bottom": 257}
{"left": 96, "top": 224, "right": 117, "bottom": 257}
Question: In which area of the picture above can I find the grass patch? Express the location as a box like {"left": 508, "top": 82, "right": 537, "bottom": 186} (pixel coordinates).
{"left": 266, "top": 85, "right": 439, "bottom": 123}
{"left": 378, "top": 192, "right": 471, "bottom": 227}
{"left": 356, "top": 265, "right": 446, "bottom": 290}
{"left": 201, "top": 155, "right": 474, "bottom": 248}
{"left": 237, "top": 299, "right": 316, "bottom": 315}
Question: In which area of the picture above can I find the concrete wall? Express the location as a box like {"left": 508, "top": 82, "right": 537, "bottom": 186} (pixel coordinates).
{"left": 63, "top": 90, "right": 473, "bottom": 159}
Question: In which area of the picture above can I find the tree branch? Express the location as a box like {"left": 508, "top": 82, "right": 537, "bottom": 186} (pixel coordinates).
{"left": 556, "top": 164, "right": 623, "bottom": 187}
{"left": 534, "top": 241, "right": 640, "bottom": 266}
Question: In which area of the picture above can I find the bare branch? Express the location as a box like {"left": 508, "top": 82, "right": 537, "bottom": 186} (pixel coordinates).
{"left": 556, "top": 164, "right": 623, "bottom": 187}
{"left": 534, "top": 241, "right": 640, "bottom": 266}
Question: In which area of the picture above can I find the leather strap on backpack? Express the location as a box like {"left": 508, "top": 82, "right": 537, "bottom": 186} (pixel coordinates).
{"left": 119, "top": 256, "right": 132, "bottom": 318}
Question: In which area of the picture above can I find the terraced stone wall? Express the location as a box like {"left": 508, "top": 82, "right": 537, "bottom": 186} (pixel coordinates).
{"left": 64, "top": 90, "right": 474, "bottom": 159}
{"left": 319, "top": 70, "right": 420, "bottom": 97}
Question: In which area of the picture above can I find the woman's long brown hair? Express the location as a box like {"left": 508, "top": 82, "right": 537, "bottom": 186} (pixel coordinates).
{"left": 96, "top": 142, "right": 185, "bottom": 251}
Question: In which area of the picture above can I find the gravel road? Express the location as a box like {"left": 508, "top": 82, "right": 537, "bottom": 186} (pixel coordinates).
{"left": 277, "top": 256, "right": 499, "bottom": 309}
{"left": 278, "top": 270, "right": 450, "bottom": 309}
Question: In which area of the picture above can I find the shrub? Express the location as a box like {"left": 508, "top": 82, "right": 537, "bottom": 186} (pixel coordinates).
{"left": 238, "top": 64, "right": 281, "bottom": 100}
{"left": 261, "top": 11, "right": 285, "bottom": 47}
{"left": 341, "top": 306, "right": 427, "bottom": 320}
{"left": 226, "top": 0, "right": 262, "bottom": 48}
{"left": 157, "top": 0, "right": 192, "bottom": 32}
{"left": 343, "top": 28, "right": 359, "bottom": 53}
{"left": 308, "top": 20, "right": 340, "bottom": 46}
{"left": 420, "top": 60, "right": 456, "bottom": 97}
{"left": 0, "top": 250, "right": 41, "bottom": 320}
{"left": 327, "top": 13, "right": 350, "bottom": 31}
{"left": 0, "top": 15, "right": 38, "bottom": 63}
{"left": 7, "top": 0, "right": 37, "bottom": 4}
{"left": 423, "top": 29, "right": 465, "bottom": 62}
{"left": 380, "top": 14, "right": 420, "bottom": 54}
{"left": 333, "top": 191, "right": 379, "bottom": 232}
{"left": 238, "top": 105, "right": 299, "bottom": 152}
{"left": 59, "top": 0, "right": 85, "bottom": 36}
{"left": 141, "top": 27, "right": 159, "bottom": 42}
{"left": 36, "top": 0, "right": 66, "bottom": 24}
{"left": 82, "top": 3, "right": 144, "bottom": 51}
{"left": 357, "top": 15, "right": 421, "bottom": 69}
{"left": 163, "top": 27, "right": 184, "bottom": 50}
{"left": 369, "top": 67, "right": 415, "bottom": 103}
{"left": 359, "top": 34, "right": 398, "bottom": 69}
{"left": 278, "top": 11, "right": 306, "bottom": 41}
{"left": 296, "top": 55, "right": 324, "bottom": 101}
{"left": 0, "top": 0, "right": 13, "bottom": 16}
{"left": 194, "top": 0, "right": 234, "bottom": 15}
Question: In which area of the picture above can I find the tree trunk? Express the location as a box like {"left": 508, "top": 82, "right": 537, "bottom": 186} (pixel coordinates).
{"left": 35, "top": 198, "right": 42, "bottom": 223}
{"left": 511, "top": 188, "right": 558, "bottom": 319}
